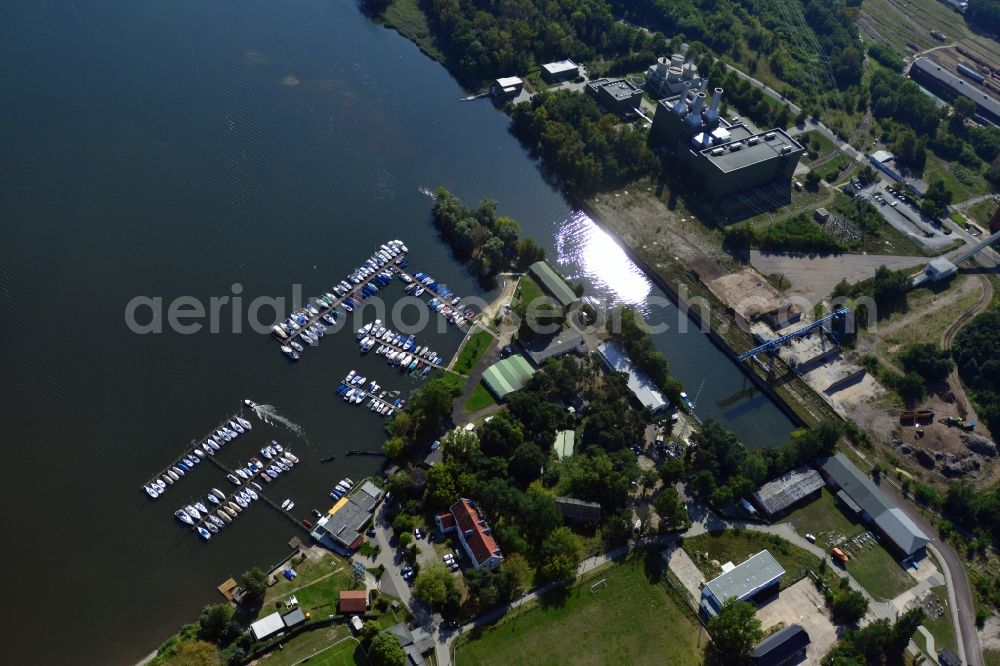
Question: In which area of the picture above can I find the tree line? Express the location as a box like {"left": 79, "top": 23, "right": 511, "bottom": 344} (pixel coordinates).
{"left": 510, "top": 90, "right": 658, "bottom": 195}
{"left": 430, "top": 187, "right": 546, "bottom": 282}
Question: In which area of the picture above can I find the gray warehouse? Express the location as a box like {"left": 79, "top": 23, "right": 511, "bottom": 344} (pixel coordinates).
{"left": 910, "top": 57, "right": 1000, "bottom": 126}
{"left": 700, "top": 550, "right": 784, "bottom": 616}
{"left": 585, "top": 78, "right": 644, "bottom": 115}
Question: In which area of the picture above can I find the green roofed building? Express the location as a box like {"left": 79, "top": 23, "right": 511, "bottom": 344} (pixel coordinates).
{"left": 528, "top": 261, "right": 579, "bottom": 310}
{"left": 481, "top": 355, "right": 536, "bottom": 399}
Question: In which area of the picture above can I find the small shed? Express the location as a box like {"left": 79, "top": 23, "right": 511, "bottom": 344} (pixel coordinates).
{"left": 813, "top": 208, "right": 830, "bottom": 223}
{"left": 282, "top": 608, "right": 306, "bottom": 628}
{"left": 553, "top": 430, "right": 576, "bottom": 460}
{"left": 350, "top": 615, "right": 364, "bottom": 633}
{"left": 339, "top": 589, "right": 368, "bottom": 614}
{"left": 925, "top": 257, "right": 957, "bottom": 282}
{"left": 751, "top": 624, "right": 811, "bottom": 665}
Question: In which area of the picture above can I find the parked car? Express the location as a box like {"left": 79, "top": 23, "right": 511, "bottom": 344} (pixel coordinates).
{"left": 806, "top": 533, "right": 816, "bottom": 543}
{"left": 414, "top": 528, "right": 425, "bottom": 540}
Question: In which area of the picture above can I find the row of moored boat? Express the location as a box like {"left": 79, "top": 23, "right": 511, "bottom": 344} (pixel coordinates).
{"left": 275, "top": 240, "right": 409, "bottom": 360}
{"left": 174, "top": 486, "right": 262, "bottom": 541}
{"left": 356, "top": 319, "right": 441, "bottom": 372}
{"left": 338, "top": 370, "right": 407, "bottom": 417}
{"left": 143, "top": 415, "right": 253, "bottom": 500}
{"left": 402, "top": 270, "right": 474, "bottom": 327}
{"left": 225, "top": 441, "right": 299, "bottom": 487}
{"left": 328, "top": 477, "right": 355, "bottom": 501}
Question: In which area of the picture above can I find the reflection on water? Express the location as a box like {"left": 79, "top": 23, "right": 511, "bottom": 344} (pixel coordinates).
{"left": 554, "top": 210, "right": 653, "bottom": 309}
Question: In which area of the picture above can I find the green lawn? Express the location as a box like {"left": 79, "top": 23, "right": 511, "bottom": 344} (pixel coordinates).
{"left": 515, "top": 275, "right": 545, "bottom": 310}
{"left": 799, "top": 130, "right": 837, "bottom": 164}
{"left": 683, "top": 529, "right": 821, "bottom": 590}
{"left": 921, "top": 585, "right": 957, "bottom": 654}
{"left": 463, "top": 382, "right": 497, "bottom": 413}
{"left": 923, "top": 151, "right": 990, "bottom": 203}
{"left": 259, "top": 629, "right": 359, "bottom": 666}
{"left": 985, "top": 648, "right": 1000, "bottom": 666}
{"left": 780, "top": 489, "right": 916, "bottom": 601}
{"left": 453, "top": 329, "right": 494, "bottom": 376}
{"left": 262, "top": 552, "right": 357, "bottom": 619}
{"left": 968, "top": 198, "right": 999, "bottom": 227}
{"left": 455, "top": 554, "right": 705, "bottom": 666}
{"left": 381, "top": 0, "right": 444, "bottom": 62}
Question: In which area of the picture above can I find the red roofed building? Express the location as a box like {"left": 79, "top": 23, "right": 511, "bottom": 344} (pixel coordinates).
{"left": 434, "top": 498, "right": 504, "bottom": 570}
{"left": 339, "top": 589, "right": 368, "bottom": 614}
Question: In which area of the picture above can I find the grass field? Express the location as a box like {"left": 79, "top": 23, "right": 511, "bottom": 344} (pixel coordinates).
{"left": 921, "top": 585, "right": 957, "bottom": 654}
{"left": 799, "top": 130, "right": 838, "bottom": 164}
{"left": 861, "top": 0, "right": 970, "bottom": 54}
{"left": 382, "top": 0, "right": 444, "bottom": 63}
{"left": 455, "top": 554, "right": 705, "bottom": 666}
{"left": 262, "top": 552, "right": 356, "bottom": 619}
{"left": 968, "top": 198, "right": 999, "bottom": 227}
{"left": 260, "top": 629, "right": 360, "bottom": 666}
{"left": 780, "top": 489, "right": 916, "bottom": 601}
{"left": 515, "top": 275, "right": 544, "bottom": 311}
{"left": 985, "top": 648, "right": 1000, "bottom": 666}
{"left": 453, "top": 329, "right": 493, "bottom": 376}
{"left": 463, "top": 382, "right": 497, "bottom": 413}
{"left": 923, "top": 152, "right": 989, "bottom": 203}
{"left": 874, "top": 275, "right": 981, "bottom": 355}
{"left": 683, "top": 529, "right": 821, "bottom": 590}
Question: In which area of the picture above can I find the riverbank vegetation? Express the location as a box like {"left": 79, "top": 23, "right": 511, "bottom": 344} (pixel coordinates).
{"left": 606, "top": 306, "right": 681, "bottom": 401}
{"left": 431, "top": 187, "right": 546, "bottom": 283}
{"left": 510, "top": 91, "right": 657, "bottom": 196}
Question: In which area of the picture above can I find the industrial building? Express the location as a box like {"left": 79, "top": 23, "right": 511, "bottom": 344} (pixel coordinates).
{"left": 646, "top": 54, "right": 704, "bottom": 98}
{"left": 555, "top": 496, "right": 602, "bottom": 523}
{"left": 481, "top": 355, "right": 536, "bottom": 399}
{"left": 751, "top": 467, "right": 824, "bottom": 516}
{"left": 924, "top": 257, "right": 958, "bottom": 282}
{"left": 909, "top": 57, "right": 1000, "bottom": 126}
{"left": 819, "top": 453, "right": 930, "bottom": 560}
{"left": 650, "top": 83, "right": 804, "bottom": 207}
{"left": 435, "top": 498, "right": 504, "bottom": 570}
{"left": 541, "top": 59, "right": 579, "bottom": 83}
{"left": 700, "top": 550, "right": 785, "bottom": 616}
{"left": 522, "top": 328, "right": 587, "bottom": 366}
{"left": 585, "top": 78, "right": 644, "bottom": 115}
{"left": 596, "top": 341, "right": 668, "bottom": 412}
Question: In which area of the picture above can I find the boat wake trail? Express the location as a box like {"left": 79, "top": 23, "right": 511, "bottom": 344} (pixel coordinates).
{"left": 417, "top": 186, "right": 436, "bottom": 200}
{"left": 249, "top": 403, "right": 309, "bottom": 444}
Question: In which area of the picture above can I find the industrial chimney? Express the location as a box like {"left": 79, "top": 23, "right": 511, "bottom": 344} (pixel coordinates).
{"left": 685, "top": 92, "right": 707, "bottom": 126}
{"left": 706, "top": 88, "right": 723, "bottom": 123}
{"left": 672, "top": 81, "right": 692, "bottom": 115}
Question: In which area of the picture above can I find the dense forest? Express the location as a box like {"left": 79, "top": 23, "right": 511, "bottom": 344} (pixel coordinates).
{"left": 510, "top": 90, "right": 658, "bottom": 195}
{"left": 952, "top": 309, "right": 1000, "bottom": 435}
{"left": 430, "top": 187, "right": 546, "bottom": 281}
{"left": 967, "top": 0, "right": 1000, "bottom": 36}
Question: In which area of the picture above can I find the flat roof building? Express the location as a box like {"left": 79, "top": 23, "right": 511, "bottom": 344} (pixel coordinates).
{"left": 528, "top": 261, "right": 580, "bottom": 310}
{"left": 310, "top": 486, "right": 383, "bottom": 554}
{"left": 819, "top": 453, "right": 930, "bottom": 559}
{"left": 481, "top": 355, "right": 537, "bottom": 399}
{"left": 282, "top": 608, "right": 306, "bottom": 628}
{"left": 553, "top": 429, "right": 576, "bottom": 460}
{"left": 541, "top": 59, "right": 579, "bottom": 82}
{"left": 596, "top": 341, "right": 668, "bottom": 412}
{"left": 586, "top": 78, "right": 644, "bottom": 114}
{"left": 751, "top": 467, "right": 824, "bottom": 516}
{"left": 910, "top": 57, "right": 1000, "bottom": 125}
{"left": 701, "top": 550, "right": 785, "bottom": 615}
{"left": 522, "top": 328, "right": 587, "bottom": 366}
{"left": 493, "top": 76, "right": 524, "bottom": 101}
{"left": 752, "top": 624, "right": 811, "bottom": 666}
{"left": 925, "top": 257, "right": 957, "bottom": 282}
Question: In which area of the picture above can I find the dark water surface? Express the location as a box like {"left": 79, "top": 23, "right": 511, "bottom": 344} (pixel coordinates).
{"left": 0, "top": 1, "right": 794, "bottom": 663}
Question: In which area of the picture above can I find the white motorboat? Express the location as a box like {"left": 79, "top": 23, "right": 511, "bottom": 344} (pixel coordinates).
{"left": 205, "top": 521, "right": 219, "bottom": 534}
{"left": 145, "top": 485, "right": 159, "bottom": 499}
{"left": 285, "top": 452, "right": 300, "bottom": 464}
{"left": 246, "top": 488, "right": 259, "bottom": 501}
{"left": 237, "top": 417, "right": 252, "bottom": 430}
{"left": 217, "top": 510, "right": 233, "bottom": 524}
{"left": 209, "top": 515, "right": 225, "bottom": 528}
{"left": 162, "top": 474, "right": 175, "bottom": 485}
{"left": 211, "top": 488, "right": 226, "bottom": 500}
{"left": 281, "top": 499, "right": 292, "bottom": 510}
{"left": 197, "top": 526, "right": 212, "bottom": 540}
{"left": 194, "top": 501, "right": 208, "bottom": 514}
{"left": 207, "top": 494, "right": 220, "bottom": 505}
{"left": 185, "top": 505, "right": 201, "bottom": 520}
{"left": 175, "top": 510, "right": 194, "bottom": 525}
{"left": 230, "top": 420, "right": 244, "bottom": 434}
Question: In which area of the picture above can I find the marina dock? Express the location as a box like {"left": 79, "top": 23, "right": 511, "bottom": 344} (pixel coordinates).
{"left": 141, "top": 408, "right": 248, "bottom": 497}
{"left": 201, "top": 454, "right": 309, "bottom": 535}
{"left": 271, "top": 241, "right": 409, "bottom": 352}
{"left": 396, "top": 266, "right": 472, "bottom": 328}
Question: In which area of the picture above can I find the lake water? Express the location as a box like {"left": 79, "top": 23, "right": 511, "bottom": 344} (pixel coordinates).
{"left": 0, "top": 1, "right": 794, "bottom": 663}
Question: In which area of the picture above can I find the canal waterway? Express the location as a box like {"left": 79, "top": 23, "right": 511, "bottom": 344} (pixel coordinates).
{"left": 0, "top": 1, "right": 795, "bottom": 663}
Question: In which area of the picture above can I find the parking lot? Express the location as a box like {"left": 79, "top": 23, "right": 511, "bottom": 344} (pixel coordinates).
{"left": 864, "top": 182, "right": 956, "bottom": 250}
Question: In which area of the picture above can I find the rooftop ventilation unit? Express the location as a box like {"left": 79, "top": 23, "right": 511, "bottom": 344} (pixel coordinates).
{"left": 711, "top": 147, "right": 725, "bottom": 156}
{"left": 781, "top": 145, "right": 793, "bottom": 154}
{"left": 747, "top": 137, "right": 760, "bottom": 146}
{"left": 764, "top": 132, "right": 776, "bottom": 141}
{"left": 729, "top": 142, "right": 743, "bottom": 152}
